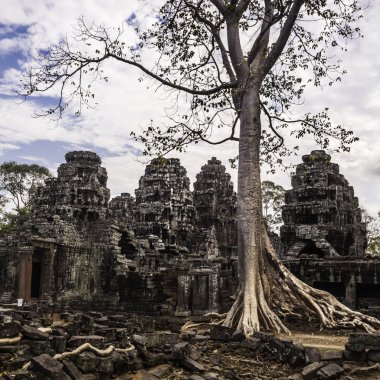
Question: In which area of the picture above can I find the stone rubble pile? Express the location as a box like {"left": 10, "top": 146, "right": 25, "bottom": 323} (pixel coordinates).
{"left": 1, "top": 311, "right": 380, "bottom": 379}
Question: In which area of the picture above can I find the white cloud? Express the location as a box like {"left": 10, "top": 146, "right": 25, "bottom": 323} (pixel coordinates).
{"left": 0, "top": 0, "right": 379, "bottom": 218}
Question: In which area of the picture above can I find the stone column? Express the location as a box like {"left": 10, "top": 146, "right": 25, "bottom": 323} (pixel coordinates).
{"left": 41, "top": 245, "right": 55, "bottom": 301}
{"left": 175, "top": 275, "right": 192, "bottom": 316}
{"left": 192, "top": 275, "right": 209, "bottom": 314}
{"left": 345, "top": 275, "right": 357, "bottom": 310}
{"left": 208, "top": 273, "right": 220, "bottom": 312}
{"left": 18, "top": 246, "right": 34, "bottom": 301}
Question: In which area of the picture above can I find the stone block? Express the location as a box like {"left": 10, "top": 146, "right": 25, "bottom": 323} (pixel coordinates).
{"left": 304, "top": 347, "right": 320, "bottom": 364}
{"left": 210, "top": 326, "right": 234, "bottom": 342}
{"left": 148, "top": 364, "right": 172, "bottom": 378}
{"left": 51, "top": 336, "right": 67, "bottom": 354}
{"left": 348, "top": 333, "right": 380, "bottom": 350}
{"left": 63, "top": 359, "right": 83, "bottom": 380}
{"left": 0, "top": 319, "right": 21, "bottom": 338}
{"left": 31, "top": 353, "right": 70, "bottom": 380}
{"left": 23, "top": 339, "right": 50, "bottom": 355}
{"left": 345, "top": 342, "right": 365, "bottom": 352}
{"left": 316, "top": 363, "right": 344, "bottom": 379}
{"left": 21, "top": 325, "right": 49, "bottom": 341}
{"left": 319, "top": 350, "right": 343, "bottom": 362}
{"left": 0, "top": 344, "right": 30, "bottom": 355}
{"left": 301, "top": 362, "right": 325, "bottom": 380}
{"left": 240, "top": 337, "right": 260, "bottom": 351}
{"left": 72, "top": 351, "right": 100, "bottom": 373}
{"left": 181, "top": 357, "right": 205, "bottom": 372}
{"left": 67, "top": 335, "right": 107, "bottom": 349}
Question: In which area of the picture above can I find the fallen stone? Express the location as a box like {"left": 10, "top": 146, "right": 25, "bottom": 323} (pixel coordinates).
{"left": 304, "top": 347, "right": 320, "bottom": 364}
{"left": 31, "top": 353, "right": 70, "bottom": 380}
{"left": 132, "top": 334, "right": 148, "bottom": 346}
{"left": 301, "top": 362, "right": 326, "bottom": 380}
{"left": 148, "top": 364, "right": 171, "bottom": 378}
{"left": 209, "top": 353, "right": 221, "bottom": 365}
{"left": 51, "top": 336, "right": 67, "bottom": 354}
{"left": 23, "top": 339, "right": 50, "bottom": 355}
{"left": 0, "top": 319, "right": 21, "bottom": 338}
{"left": 63, "top": 359, "right": 83, "bottom": 380}
{"left": 5, "top": 356, "right": 31, "bottom": 371}
{"left": 240, "top": 337, "right": 260, "bottom": 351}
{"left": 189, "top": 347, "right": 202, "bottom": 361}
{"left": 67, "top": 335, "right": 107, "bottom": 349}
{"left": 319, "top": 350, "right": 343, "bottom": 362}
{"left": 0, "top": 344, "right": 30, "bottom": 355}
{"left": 72, "top": 351, "right": 100, "bottom": 373}
{"left": 173, "top": 341, "right": 189, "bottom": 359}
{"left": 98, "top": 356, "right": 114, "bottom": 374}
{"left": 204, "top": 372, "right": 218, "bottom": 380}
{"left": 21, "top": 325, "right": 49, "bottom": 341}
{"left": 210, "top": 326, "right": 234, "bottom": 342}
{"left": 189, "top": 375, "right": 205, "bottom": 380}
{"left": 181, "top": 357, "right": 205, "bottom": 372}
{"left": 94, "top": 327, "right": 116, "bottom": 342}
{"left": 288, "top": 345, "right": 305, "bottom": 367}
{"left": 316, "top": 363, "right": 344, "bottom": 379}
{"left": 52, "top": 327, "right": 69, "bottom": 337}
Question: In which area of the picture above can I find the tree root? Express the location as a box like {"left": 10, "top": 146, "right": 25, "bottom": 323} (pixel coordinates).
{"left": 0, "top": 334, "right": 22, "bottom": 346}
{"left": 53, "top": 342, "right": 136, "bottom": 361}
{"left": 221, "top": 227, "right": 380, "bottom": 335}
{"left": 348, "top": 363, "right": 380, "bottom": 376}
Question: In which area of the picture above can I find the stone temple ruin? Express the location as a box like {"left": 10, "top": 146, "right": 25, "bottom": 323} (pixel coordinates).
{"left": 281, "top": 150, "right": 366, "bottom": 258}
{"left": 281, "top": 151, "right": 380, "bottom": 310}
{"left": 0, "top": 153, "right": 237, "bottom": 316}
{"left": 0, "top": 149, "right": 379, "bottom": 314}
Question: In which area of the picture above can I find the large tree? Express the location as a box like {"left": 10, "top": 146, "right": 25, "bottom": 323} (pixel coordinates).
{"left": 0, "top": 161, "right": 51, "bottom": 212}
{"left": 18, "top": 1, "right": 380, "bottom": 333}
{"left": 0, "top": 162, "right": 51, "bottom": 235}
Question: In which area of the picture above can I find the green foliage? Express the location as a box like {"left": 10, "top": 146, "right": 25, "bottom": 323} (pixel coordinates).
{"left": 0, "top": 207, "right": 30, "bottom": 237}
{"left": 362, "top": 209, "right": 380, "bottom": 257}
{"left": 0, "top": 162, "right": 51, "bottom": 236}
{"left": 262, "top": 180, "right": 285, "bottom": 232}
{"left": 0, "top": 161, "right": 51, "bottom": 212}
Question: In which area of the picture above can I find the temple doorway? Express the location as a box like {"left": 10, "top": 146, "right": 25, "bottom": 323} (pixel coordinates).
{"left": 31, "top": 260, "right": 42, "bottom": 298}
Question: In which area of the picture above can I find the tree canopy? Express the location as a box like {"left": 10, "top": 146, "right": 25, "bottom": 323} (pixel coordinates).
{"left": 362, "top": 209, "right": 380, "bottom": 257}
{"left": 0, "top": 161, "right": 51, "bottom": 212}
{"left": 0, "top": 162, "right": 51, "bottom": 236}
{"left": 18, "top": 1, "right": 380, "bottom": 334}
{"left": 262, "top": 180, "right": 285, "bottom": 232}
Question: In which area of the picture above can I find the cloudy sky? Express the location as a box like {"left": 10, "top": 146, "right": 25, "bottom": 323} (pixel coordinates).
{"left": 0, "top": 0, "right": 379, "bottom": 215}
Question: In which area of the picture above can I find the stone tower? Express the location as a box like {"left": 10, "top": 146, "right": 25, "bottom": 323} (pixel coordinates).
{"left": 33, "top": 151, "right": 110, "bottom": 222}
{"left": 133, "top": 158, "right": 195, "bottom": 246}
{"left": 281, "top": 150, "right": 367, "bottom": 258}
{"left": 109, "top": 193, "right": 135, "bottom": 225}
{"left": 192, "top": 157, "right": 237, "bottom": 257}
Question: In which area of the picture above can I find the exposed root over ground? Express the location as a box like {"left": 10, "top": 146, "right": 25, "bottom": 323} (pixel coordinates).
{"left": 221, "top": 228, "right": 380, "bottom": 335}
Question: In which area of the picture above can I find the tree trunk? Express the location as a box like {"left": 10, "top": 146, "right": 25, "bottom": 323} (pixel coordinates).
{"left": 223, "top": 82, "right": 380, "bottom": 335}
